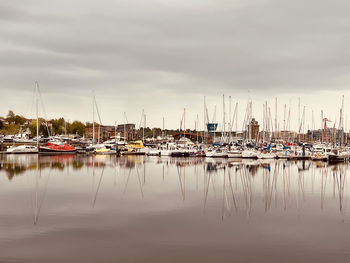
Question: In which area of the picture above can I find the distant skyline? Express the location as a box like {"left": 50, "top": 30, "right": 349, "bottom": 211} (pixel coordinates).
{"left": 1, "top": 0, "right": 350, "bottom": 130}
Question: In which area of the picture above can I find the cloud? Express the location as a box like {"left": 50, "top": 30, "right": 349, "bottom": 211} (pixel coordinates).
{"left": 0, "top": 0, "right": 349, "bottom": 129}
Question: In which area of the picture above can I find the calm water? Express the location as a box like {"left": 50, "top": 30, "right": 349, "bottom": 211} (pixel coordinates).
{"left": 0, "top": 154, "right": 349, "bottom": 263}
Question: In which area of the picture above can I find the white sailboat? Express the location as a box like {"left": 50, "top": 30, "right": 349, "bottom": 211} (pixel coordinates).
{"left": 7, "top": 81, "right": 40, "bottom": 154}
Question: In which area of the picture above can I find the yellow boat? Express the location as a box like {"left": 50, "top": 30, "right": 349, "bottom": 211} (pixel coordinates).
{"left": 126, "top": 140, "right": 144, "bottom": 149}
{"left": 121, "top": 140, "right": 145, "bottom": 155}
{"left": 95, "top": 147, "right": 117, "bottom": 155}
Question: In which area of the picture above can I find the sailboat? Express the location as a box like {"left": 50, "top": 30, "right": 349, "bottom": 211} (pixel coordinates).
{"left": 7, "top": 81, "right": 40, "bottom": 154}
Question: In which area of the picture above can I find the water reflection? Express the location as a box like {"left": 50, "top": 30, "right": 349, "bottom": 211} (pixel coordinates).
{"left": 1, "top": 155, "right": 350, "bottom": 262}
{"left": 2, "top": 155, "right": 347, "bottom": 223}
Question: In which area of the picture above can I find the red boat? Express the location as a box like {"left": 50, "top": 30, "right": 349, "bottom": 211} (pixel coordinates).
{"left": 39, "top": 142, "right": 77, "bottom": 154}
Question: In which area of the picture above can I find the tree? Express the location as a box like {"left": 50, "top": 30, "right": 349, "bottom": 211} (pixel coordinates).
{"left": 50, "top": 118, "right": 65, "bottom": 135}
{"left": 6, "top": 110, "right": 15, "bottom": 123}
{"left": 0, "top": 119, "right": 3, "bottom": 130}
{"left": 14, "top": 115, "right": 26, "bottom": 125}
{"left": 68, "top": 121, "right": 85, "bottom": 136}
{"left": 29, "top": 118, "right": 49, "bottom": 137}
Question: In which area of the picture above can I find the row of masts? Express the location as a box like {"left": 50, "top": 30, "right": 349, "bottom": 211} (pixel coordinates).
{"left": 32, "top": 82, "right": 347, "bottom": 146}
{"left": 90, "top": 92, "right": 347, "bottom": 146}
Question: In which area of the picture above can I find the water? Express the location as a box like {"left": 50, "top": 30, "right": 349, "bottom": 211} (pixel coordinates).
{"left": 0, "top": 154, "right": 349, "bottom": 262}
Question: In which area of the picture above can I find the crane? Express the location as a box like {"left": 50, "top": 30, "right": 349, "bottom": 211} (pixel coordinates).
{"left": 322, "top": 118, "right": 331, "bottom": 143}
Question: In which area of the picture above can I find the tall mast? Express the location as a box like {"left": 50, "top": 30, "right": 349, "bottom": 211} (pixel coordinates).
{"left": 229, "top": 96, "right": 232, "bottom": 144}
{"left": 203, "top": 96, "right": 206, "bottom": 144}
{"left": 92, "top": 90, "right": 95, "bottom": 145}
{"left": 235, "top": 102, "right": 238, "bottom": 136}
{"left": 321, "top": 110, "right": 324, "bottom": 143}
{"left": 144, "top": 113, "right": 146, "bottom": 141}
{"left": 183, "top": 108, "right": 186, "bottom": 139}
{"left": 35, "top": 81, "right": 39, "bottom": 149}
{"left": 142, "top": 109, "right": 145, "bottom": 142}
{"left": 283, "top": 104, "right": 286, "bottom": 143}
{"left": 196, "top": 114, "right": 199, "bottom": 143}
{"left": 275, "top": 97, "right": 277, "bottom": 140}
{"left": 114, "top": 121, "right": 117, "bottom": 143}
{"left": 311, "top": 109, "right": 314, "bottom": 142}
{"left": 124, "top": 112, "right": 126, "bottom": 143}
{"left": 222, "top": 94, "right": 225, "bottom": 143}
{"left": 298, "top": 97, "right": 300, "bottom": 142}
{"left": 341, "top": 95, "right": 344, "bottom": 146}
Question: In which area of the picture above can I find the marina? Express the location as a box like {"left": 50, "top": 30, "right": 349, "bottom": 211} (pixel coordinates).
{"left": 2, "top": 0, "right": 350, "bottom": 261}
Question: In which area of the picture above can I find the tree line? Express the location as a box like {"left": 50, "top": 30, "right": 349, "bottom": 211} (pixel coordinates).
{"left": 0, "top": 110, "right": 86, "bottom": 137}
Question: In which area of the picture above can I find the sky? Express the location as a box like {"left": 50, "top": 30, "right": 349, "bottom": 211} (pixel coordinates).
{"left": 1, "top": 0, "right": 350, "bottom": 131}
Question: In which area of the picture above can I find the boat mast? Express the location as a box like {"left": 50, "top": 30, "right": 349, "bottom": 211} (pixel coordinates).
{"left": 35, "top": 81, "right": 39, "bottom": 149}
{"left": 183, "top": 108, "right": 186, "bottom": 140}
{"left": 229, "top": 96, "right": 232, "bottom": 144}
{"left": 92, "top": 91, "right": 95, "bottom": 145}
{"left": 283, "top": 104, "right": 286, "bottom": 143}
{"left": 275, "top": 97, "right": 277, "bottom": 141}
{"left": 298, "top": 97, "right": 300, "bottom": 142}
{"left": 124, "top": 112, "right": 126, "bottom": 143}
{"left": 144, "top": 113, "right": 146, "bottom": 142}
{"left": 196, "top": 114, "right": 199, "bottom": 143}
{"left": 142, "top": 109, "right": 145, "bottom": 142}
{"left": 222, "top": 94, "right": 225, "bottom": 144}
{"left": 114, "top": 121, "right": 117, "bottom": 143}
{"left": 321, "top": 110, "right": 324, "bottom": 143}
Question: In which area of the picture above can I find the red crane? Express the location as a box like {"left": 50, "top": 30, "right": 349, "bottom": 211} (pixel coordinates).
{"left": 322, "top": 118, "right": 331, "bottom": 142}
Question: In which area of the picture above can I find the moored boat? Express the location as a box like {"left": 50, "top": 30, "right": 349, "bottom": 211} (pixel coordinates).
{"left": 39, "top": 142, "right": 76, "bottom": 154}
{"left": 6, "top": 145, "right": 38, "bottom": 154}
{"left": 242, "top": 149, "right": 258, "bottom": 159}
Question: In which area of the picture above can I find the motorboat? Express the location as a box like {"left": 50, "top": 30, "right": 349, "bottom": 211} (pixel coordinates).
{"left": 241, "top": 149, "right": 258, "bottom": 159}
{"left": 205, "top": 148, "right": 228, "bottom": 158}
{"left": 146, "top": 149, "right": 161, "bottom": 156}
{"left": 258, "top": 151, "right": 276, "bottom": 159}
{"left": 227, "top": 149, "right": 242, "bottom": 158}
{"left": 95, "top": 147, "right": 117, "bottom": 155}
{"left": 6, "top": 145, "right": 38, "bottom": 154}
{"left": 328, "top": 149, "right": 349, "bottom": 163}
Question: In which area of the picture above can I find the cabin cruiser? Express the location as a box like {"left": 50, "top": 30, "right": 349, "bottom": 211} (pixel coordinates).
{"left": 6, "top": 145, "right": 38, "bottom": 154}
{"left": 241, "top": 149, "right": 258, "bottom": 159}
{"left": 146, "top": 149, "right": 161, "bottom": 156}
{"left": 276, "top": 150, "right": 293, "bottom": 159}
{"left": 311, "top": 144, "right": 329, "bottom": 161}
{"left": 328, "top": 149, "right": 349, "bottom": 163}
{"left": 257, "top": 151, "right": 276, "bottom": 159}
{"left": 227, "top": 148, "right": 242, "bottom": 158}
{"left": 205, "top": 148, "right": 228, "bottom": 158}
{"left": 121, "top": 140, "right": 146, "bottom": 155}
{"left": 95, "top": 147, "right": 117, "bottom": 155}
{"left": 3, "top": 135, "right": 14, "bottom": 143}
{"left": 159, "top": 143, "right": 176, "bottom": 156}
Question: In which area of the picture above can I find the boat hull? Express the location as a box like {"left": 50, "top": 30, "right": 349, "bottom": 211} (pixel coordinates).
{"left": 171, "top": 152, "right": 190, "bottom": 157}
{"left": 39, "top": 147, "right": 76, "bottom": 155}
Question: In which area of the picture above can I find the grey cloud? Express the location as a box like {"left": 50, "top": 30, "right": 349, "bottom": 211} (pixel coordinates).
{"left": 0, "top": 0, "right": 350, "bottom": 128}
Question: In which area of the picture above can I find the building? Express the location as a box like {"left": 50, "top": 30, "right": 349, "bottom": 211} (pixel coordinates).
{"left": 85, "top": 123, "right": 137, "bottom": 141}
{"left": 248, "top": 118, "right": 259, "bottom": 140}
{"left": 85, "top": 124, "right": 108, "bottom": 141}
{"left": 116, "top": 124, "right": 137, "bottom": 141}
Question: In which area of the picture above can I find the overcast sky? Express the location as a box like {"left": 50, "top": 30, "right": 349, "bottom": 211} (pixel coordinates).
{"left": 1, "top": 0, "right": 350, "bottom": 131}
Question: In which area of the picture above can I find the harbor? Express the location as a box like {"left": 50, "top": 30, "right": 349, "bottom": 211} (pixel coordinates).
{"left": 2, "top": 0, "right": 350, "bottom": 262}
{"left": 1, "top": 92, "right": 349, "bottom": 164}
